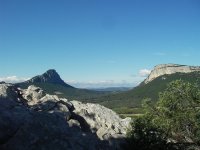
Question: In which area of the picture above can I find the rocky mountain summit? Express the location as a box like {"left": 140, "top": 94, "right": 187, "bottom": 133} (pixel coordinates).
{"left": 0, "top": 83, "right": 131, "bottom": 150}
{"left": 24, "top": 69, "right": 73, "bottom": 88}
{"left": 17, "top": 69, "right": 108, "bottom": 100}
{"left": 144, "top": 64, "right": 200, "bottom": 84}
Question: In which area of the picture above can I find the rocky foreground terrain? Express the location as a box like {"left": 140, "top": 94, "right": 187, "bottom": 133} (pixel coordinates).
{"left": 0, "top": 83, "right": 131, "bottom": 150}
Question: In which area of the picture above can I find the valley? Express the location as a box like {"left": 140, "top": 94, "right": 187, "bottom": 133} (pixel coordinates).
{"left": 15, "top": 64, "right": 200, "bottom": 118}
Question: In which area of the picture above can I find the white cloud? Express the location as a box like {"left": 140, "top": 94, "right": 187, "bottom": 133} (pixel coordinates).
{"left": 0, "top": 76, "right": 30, "bottom": 83}
{"left": 138, "top": 69, "right": 151, "bottom": 77}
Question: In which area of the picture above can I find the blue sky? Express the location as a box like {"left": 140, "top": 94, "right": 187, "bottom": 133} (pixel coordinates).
{"left": 0, "top": 0, "right": 200, "bottom": 88}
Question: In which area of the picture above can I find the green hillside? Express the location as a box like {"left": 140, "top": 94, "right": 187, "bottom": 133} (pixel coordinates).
{"left": 16, "top": 69, "right": 111, "bottom": 100}
{"left": 16, "top": 82, "right": 110, "bottom": 100}
{"left": 89, "top": 71, "right": 200, "bottom": 113}
{"left": 16, "top": 71, "right": 200, "bottom": 115}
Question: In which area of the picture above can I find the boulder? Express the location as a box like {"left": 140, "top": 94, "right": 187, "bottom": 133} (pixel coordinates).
{"left": 0, "top": 97, "right": 31, "bottom": 147}
{"left": 71, "top": 101, "right": 131, "bottom": 140}
{"left": 21, "top": 85, "right": 72, "bottom": 120}
{"left": 0, "top": 83, "right": 18, "bottom": 100}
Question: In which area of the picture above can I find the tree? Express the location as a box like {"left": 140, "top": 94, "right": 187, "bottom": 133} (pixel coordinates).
{"left": 154, "top": 80, "right": 200, "bottom": 143}
{"left": 127, "top": 80, "right": 200, "bottom": 149}
{"left": 126, "top": 116, "right": 171, "bottom": 150}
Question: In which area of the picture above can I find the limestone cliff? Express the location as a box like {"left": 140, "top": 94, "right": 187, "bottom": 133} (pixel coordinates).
{"left": 144, "top": 64, "right": 200, "bottom": 84}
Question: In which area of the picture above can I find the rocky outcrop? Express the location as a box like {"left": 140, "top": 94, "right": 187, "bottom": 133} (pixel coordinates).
{"left": 24, "top": 69, "right": 73, "bottom": 88}
{"left": 0, "top": 83, "right": 131, "bottom": 150}
{"left": 72, "top": 101, "right": 131, "bottom": 137}
{"left": 144, "top": 64, "right": 200, "bottom": 84}
{"left": 0, "top": 83, "right": 19, "bottom": 100}
{"left": 71, "top": 101, "right": 131, "bottom": 148}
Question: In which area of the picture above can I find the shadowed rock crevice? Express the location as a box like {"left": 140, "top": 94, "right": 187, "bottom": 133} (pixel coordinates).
{"left": 0, "top": 121, "right": 20, "bottom": 145}
{"left": 70, "top": 112, "right": 91, "bottom": 132}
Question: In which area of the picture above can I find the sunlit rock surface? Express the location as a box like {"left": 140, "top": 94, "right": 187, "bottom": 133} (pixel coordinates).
{"left": 144, "top": 64, "right": 200, "bottom": 84}
{"left": 0, "top": 83, "right": 131, "bottom": 150}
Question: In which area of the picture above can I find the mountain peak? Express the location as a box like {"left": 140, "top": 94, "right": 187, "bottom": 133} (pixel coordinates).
{"left": 45, "top": 69, "right": 57, "bottom": 74}
{"left": 25, "top": 69, "right": 73, "bottom": 88}
{"left": 144, "top": 64, "right": 200, "bottom": 84}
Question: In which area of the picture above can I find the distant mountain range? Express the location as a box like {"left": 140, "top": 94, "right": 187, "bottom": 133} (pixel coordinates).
{"left": 16, "top": 70, "right": 110, "bottom": 100}
{"left": 88, "top": 87, "right": 132, "bottom": 92}
{"left": 15, "top": 64, "right": 200, "bottom": 114}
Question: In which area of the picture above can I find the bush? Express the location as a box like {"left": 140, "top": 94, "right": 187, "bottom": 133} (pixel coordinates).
{"left": 126, "top": 116, "right": 172, "bottom": 150}
{"left": 126, "top": 80, "right": 200, "bottom": 150}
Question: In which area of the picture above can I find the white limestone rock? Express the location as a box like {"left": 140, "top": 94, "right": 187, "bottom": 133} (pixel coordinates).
{"left": 0, "top": 83, "right": 18, "bottom": 100}
{"left": 71, "top": 100, "right": 131, "bottom": 140}
{"left": 144, "top": 64, "right": 200, "bottom": 84}
{"left": 21, "top": 85, "right": 71, "bottom": 120}
{"left": 0, "top": 84, "right": 131, "bottom": 150}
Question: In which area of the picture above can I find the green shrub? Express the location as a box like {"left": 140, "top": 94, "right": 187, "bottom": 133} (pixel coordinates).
{"left": 126, "top": 80, "right": 200, "bottom": 149}
{"left": 126, "top": 116, "right": 172, "bottom": 150}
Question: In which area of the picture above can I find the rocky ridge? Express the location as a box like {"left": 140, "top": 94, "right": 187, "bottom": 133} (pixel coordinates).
{"left": 144, "top": 64, "right": 200, "bottom": 84}
{"left": 24, "top": 69, "right": 73, "bottom": 88}
{"left": 0, "top": 83, "right": 131, "bottom": 150}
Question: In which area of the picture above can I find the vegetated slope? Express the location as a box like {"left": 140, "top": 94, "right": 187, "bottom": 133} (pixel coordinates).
{"left": 17, "top": 82, "right": 109, "bottom": 100}
{"left": 88, "top": 87, "right": 132, "bottom": 92}
{"left": 15, "top": 68, "right": 200, "bottom": 115}
{"left": 24, "top": 69, "right": 73, "bottom": 87}
{"left": 16, "top": 69, "right": 110, "bottom": 100}
{"left": 91, "top": 71, "right": 200, "bottom": 112}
